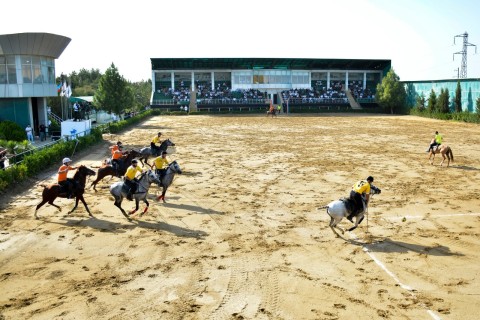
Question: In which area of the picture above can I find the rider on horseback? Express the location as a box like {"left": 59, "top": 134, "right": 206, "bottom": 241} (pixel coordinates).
{"left": 124, "top": 159, "right": 143, "bottom": 201}
{"left": 111, "top": 144, "right": 124, "bottom": 173}
{"left": 58, "top": 157, "right": 78, "bottom": 199}
{"left": 427, "top": 131, "right": 442, "bottom": 153}
{"left": 346, "top": 176, "right": 377, "bottom": 222}
{"left": 150, "top": 132, "right": 163, "bottom": 156}
{"left": 152, "top": 151, "right": 169, "bottom": 182}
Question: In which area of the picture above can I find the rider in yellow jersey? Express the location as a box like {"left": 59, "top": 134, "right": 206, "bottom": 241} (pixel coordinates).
{"left": 152, "top": 151, "right": 169, "bottom": 181}
{"left": 427, "top": 131, "right": 443, "bottom": 152}
{"left": 346, "top": 176, "right": 374, "bottom": 222}
{"left": 150, "top": 132, "right": 163, "bottom": 155}
{"left": 124, "top": 159, "right": 143, "bottom": 200}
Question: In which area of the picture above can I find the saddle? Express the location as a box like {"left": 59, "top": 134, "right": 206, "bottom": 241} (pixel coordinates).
{"left": 339, "top": 197, "right": 355, "bottom": 214}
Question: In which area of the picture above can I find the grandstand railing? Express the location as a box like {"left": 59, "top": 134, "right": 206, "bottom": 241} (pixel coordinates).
{"left": 285, "top": 97, "right": 349, "bottom": 105}
{"left": 197, "top": 98, "right": 267, "bottom": 105}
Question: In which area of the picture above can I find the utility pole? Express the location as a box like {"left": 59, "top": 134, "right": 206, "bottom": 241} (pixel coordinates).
{"left": 453, "top": 32, "right": 477, "bottom": 78}
{"left": 453, "top": 68, "right": 459, "bottom": 79}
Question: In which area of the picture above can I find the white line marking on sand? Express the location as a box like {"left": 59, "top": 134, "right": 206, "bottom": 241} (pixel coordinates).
{"left": 350, "top": 232, "right": 442, "bottom": 320}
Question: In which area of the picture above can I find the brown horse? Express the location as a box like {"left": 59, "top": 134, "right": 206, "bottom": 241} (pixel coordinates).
{"left": 428, "top": 145, "right": 454, "bottom": 167}
{"left": 90, "top": 149, "right": 141, "bottom": 191}
{"left": 35, "top": 165, "right": 96, "bottom": 219}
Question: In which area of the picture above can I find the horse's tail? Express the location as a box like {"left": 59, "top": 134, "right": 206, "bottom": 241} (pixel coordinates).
{"left": 317, "top": 205, "right": 329, "bottom": 210}
{"left": 448, "top": 147, "right": 454, "bottom": 162}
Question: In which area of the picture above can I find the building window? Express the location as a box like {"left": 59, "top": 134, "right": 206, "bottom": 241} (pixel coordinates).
{"left": 7, "top": 56, "right": 17, "bottom": 84}
{"left": 0, "top": 56, "right": 6, "bottom": 84}
{"left": 21, "top": 56, "right": 32, "bottom": 83}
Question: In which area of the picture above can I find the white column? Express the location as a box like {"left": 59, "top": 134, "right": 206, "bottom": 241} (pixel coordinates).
{"left": 327, "top": 72, "right": 330, "bottom": 89}
{"left": 171, "top": 72, "right": 174, "bottom": 90}
{"left": 191, "top": 71, "right": 195, "bottom": 91}
{"left": 211, "top": 71, "right": 215, "bottom": 90}
{"left": 363, "top": 73, "right": 367, "bottom": 89}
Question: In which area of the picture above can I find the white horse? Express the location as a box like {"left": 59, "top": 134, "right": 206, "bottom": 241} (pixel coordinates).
{"left": 318, "top": 186, "right": 381, "bottom": 236}
{"left": 156, "top": 160, "right": 182, "bottom": 203}
{"left": 109, "top": 169, "right": 161, "bottom": 220}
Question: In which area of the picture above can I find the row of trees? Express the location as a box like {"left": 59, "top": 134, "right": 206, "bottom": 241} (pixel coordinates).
{"left": 48, "top": 63, "right": 151, "bottom": 118}
{"left": 414, "top": 81, "right": 467, "bottom": 113}
{"left": 376, "top": 69, "right": 480, "bottom": 119}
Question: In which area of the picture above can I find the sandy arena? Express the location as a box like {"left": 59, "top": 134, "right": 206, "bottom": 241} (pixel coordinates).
{"left": 1, "top": 114, "right": 480, "bottom": 320}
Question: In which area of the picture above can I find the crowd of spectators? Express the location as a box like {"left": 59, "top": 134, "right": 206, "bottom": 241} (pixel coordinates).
{"left": 348, "top": 80, "right": 375, "bottom": 100}
{"left": 154, "top": 81, "right": 267, "bottom": 105}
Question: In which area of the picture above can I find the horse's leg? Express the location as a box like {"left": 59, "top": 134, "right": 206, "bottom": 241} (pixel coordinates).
{"left": 157, "top": 187, "right": 167, "bottom": 203}
{"left": 129, "top": 199, "right": 139, "bottom": 215}
{"left": 328, "top": 215, "right": 345, "bottom": 235}
{"left": 34, "top": 199, "right": 49, "bottom": 219}
{"left": 140, "top": 198, "right": 149, "bottom": 216}
{"left": 440, "top": 152, "right": 446, "bottom": 166}
{"left": 68, "top": 196, "right": 80, "bottom": 214}
{"left": 78, "top": 195, "right": 93, "bottom": 217}
{"left": 114, "top": 197, "right": 131, "bottom": 221}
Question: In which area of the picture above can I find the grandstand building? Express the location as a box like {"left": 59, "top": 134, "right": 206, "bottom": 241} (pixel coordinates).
{"left": 150, "top": 58, "right": 391, "bottom": 112}
{"left": 0, "top": 32, "right": 70, "bottom": 134}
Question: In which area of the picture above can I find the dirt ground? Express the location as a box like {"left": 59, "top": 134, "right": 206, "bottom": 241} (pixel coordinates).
{"left": 1, "top": 113, "right": 480, "bottom": 320}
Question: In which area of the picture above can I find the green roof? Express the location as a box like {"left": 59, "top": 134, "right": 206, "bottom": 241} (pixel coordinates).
{"left": 151, "top": 58, "right": 391, "bottom": 71}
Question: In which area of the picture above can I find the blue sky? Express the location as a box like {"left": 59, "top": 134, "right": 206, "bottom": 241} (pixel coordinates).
{"left": 2, "top": 0, "right": 479, "bottom": 82}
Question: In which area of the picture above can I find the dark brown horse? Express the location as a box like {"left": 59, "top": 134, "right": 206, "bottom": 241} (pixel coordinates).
{"left": 90, "top": 149, "right": 141, "bottom": 191}
{"left": 35, "top": 165, "right": 96, "bottom": 219}
{"left": 428, "top": 145, "right": 454, "bottom": 167}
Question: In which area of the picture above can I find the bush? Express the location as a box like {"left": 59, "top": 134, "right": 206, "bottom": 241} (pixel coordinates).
{"left": 0, "top": 121, "right": 27, "bottom": 142}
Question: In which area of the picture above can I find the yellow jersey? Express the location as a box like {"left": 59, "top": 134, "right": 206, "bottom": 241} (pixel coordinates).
{"left": 124, "top": 165, "right": 142, "bottom": 180}
{"left": 151, "top": 136, "right": 162, "bottom": 144}
{"left": 153, "top": 156, "right": 169, "bottom": 170}
{"left": 352, "top": 180, "right": 371, "bottom": 194}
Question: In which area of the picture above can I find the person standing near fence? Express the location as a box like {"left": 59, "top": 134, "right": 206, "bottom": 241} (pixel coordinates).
{"left": 25, "top": 124, "right": 34, "bottom": 143}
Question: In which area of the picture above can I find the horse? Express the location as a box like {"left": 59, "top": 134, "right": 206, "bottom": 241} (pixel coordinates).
{"left": 428, "top": 145, "right": 454, "bottom": 167}
{"left": 138, "top": 139, "right": 175, "bottom": 166}
{"left": 266, "top": 108, "right": 277, "bottom": 117}
{"left": 109, "top": 169, "right": 162, "bottom": 220}
{"left": 35, "top": 165, "right": 96, "bottom": 219}
{"left": 156, "top": 160, "right": 182, "bottom": 203}
{"left": 90, "top": 149, "right": 141, "bottom": 191}
{"left": 318, "top": 186, "right": 381, "bottom": 237}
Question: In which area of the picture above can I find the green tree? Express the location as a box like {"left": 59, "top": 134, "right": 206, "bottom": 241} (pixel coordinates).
{"left": 129, "top": 79, "right": 152, "bottom": 112}
{"left": 476, "top": 97, "right": 480, "bottom": 115}
{"left": 427, "top": 89, "right": 437, "bottom": 112}
{"left": 437, "top": 88, "right": 450, "bottom": 113}
{"left": 454, "top": 81, "right": 462, "bottom": 112}
{"left": 415, "top": 92, "right": 426, "bottom": 111}
{"left": 375, "top": 69, "right": 407, "bottom": 114}
{"left": 93, "top": 63, "right": 134, "bottom": 117}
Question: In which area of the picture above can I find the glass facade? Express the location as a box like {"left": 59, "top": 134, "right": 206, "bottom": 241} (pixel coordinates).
{"left": 0, "top": 55, "right": 55, "bottom": 85}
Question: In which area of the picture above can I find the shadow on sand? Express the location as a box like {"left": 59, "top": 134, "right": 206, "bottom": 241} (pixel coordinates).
{"left": 337, "top": 234, "right": 463, "bottom": 257}
{"left": 44, "top": 215, "right": 208, "bottom": 239}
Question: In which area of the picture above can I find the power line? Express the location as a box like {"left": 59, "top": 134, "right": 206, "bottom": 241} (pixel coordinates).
{"left": 453, "top": 32, "right": 477, "bottom": 78}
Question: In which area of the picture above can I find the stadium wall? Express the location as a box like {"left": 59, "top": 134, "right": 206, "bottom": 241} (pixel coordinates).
{"left": 404, "top": 78, "right": 480, "bottom": 113}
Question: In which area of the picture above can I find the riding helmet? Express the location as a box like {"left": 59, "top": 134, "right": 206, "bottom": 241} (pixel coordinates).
{"left": 117, "top": 141, "right": 122, "bottom": 145}
{"left": 63, "top": 157, "right": 72, "bottom": 164}
{"left": 131, "top": 159, "right": 138, "bottom": 164}
{"left": 162, "top": 151, "right": 167, "bottom": 155}
{"left": 367, "top": 176, "right": 374, "bottom": 182}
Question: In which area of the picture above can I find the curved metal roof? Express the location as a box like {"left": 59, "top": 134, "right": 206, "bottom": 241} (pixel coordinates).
{"left": 151, "top": 58, "right": 391, "bottom": 71}
{"left": 0, "top": 32, "right": 71, "bottom": 58}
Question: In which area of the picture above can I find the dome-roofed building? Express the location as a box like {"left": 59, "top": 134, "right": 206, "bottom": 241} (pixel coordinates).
{"left": 0, "top": 32, "right": 71, "bottom": 136}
